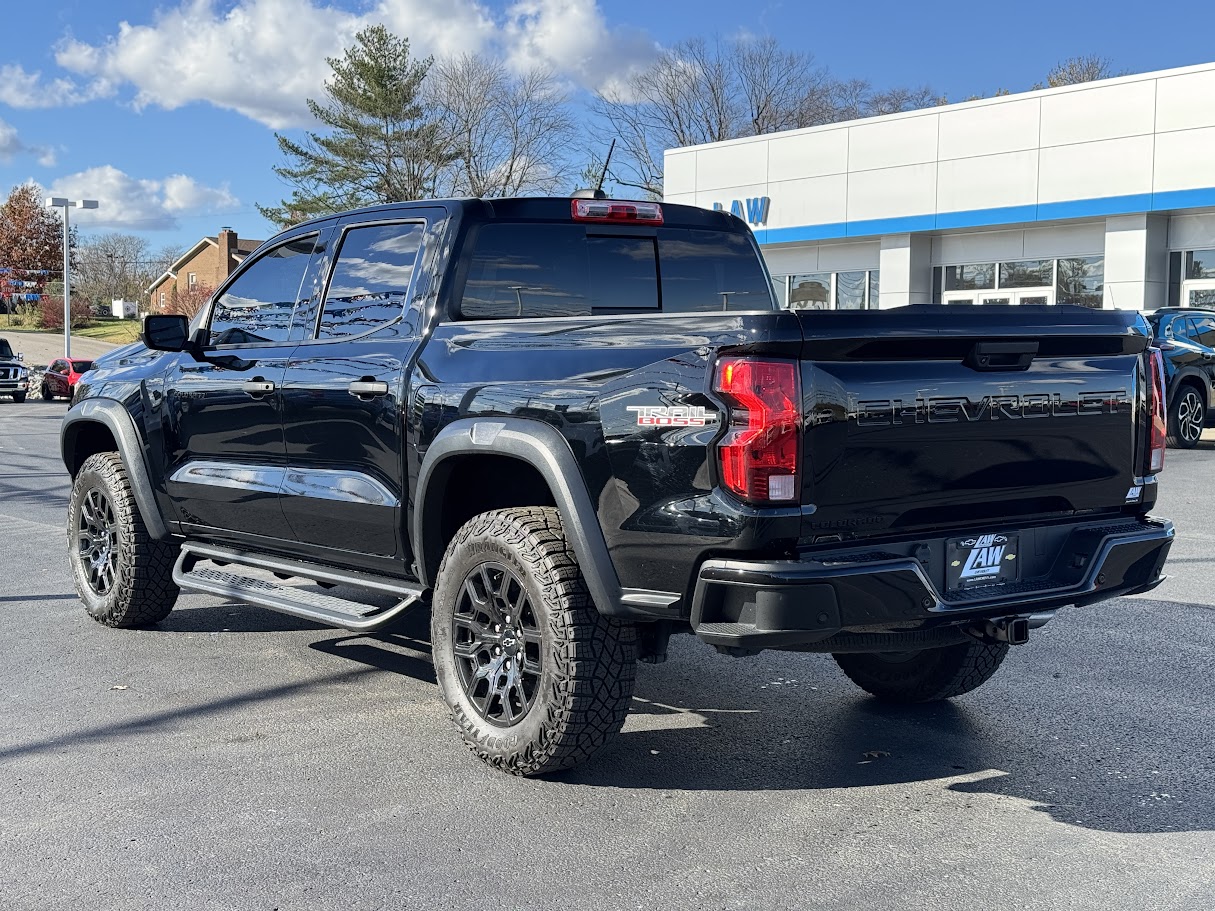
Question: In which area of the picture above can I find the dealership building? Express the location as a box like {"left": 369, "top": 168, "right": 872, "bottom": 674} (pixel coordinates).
{"left": 663, "top": 62, "right": 1215, "bottom": 312}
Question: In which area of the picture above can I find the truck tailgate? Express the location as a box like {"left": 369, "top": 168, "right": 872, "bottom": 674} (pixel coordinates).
{"left": 797, "top": 307, "right": 1149, "bottom": 540}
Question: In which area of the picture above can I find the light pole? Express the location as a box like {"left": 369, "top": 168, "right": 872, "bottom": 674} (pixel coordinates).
{"left": 45, "top": 196, "right": 99, "bottom": 358}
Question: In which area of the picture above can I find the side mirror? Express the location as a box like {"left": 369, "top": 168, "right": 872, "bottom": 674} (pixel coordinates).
{"left": 142, "top": 314, "right": 190, "bottom": 352}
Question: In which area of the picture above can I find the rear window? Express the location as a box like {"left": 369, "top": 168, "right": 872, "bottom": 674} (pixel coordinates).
{"left": 458, "top": 223, "right": 773, "bottom": 320}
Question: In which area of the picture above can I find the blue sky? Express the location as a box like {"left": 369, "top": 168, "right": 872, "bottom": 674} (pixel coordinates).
{"left": 2, "top": 0, "right": 1212, "bottom": 252}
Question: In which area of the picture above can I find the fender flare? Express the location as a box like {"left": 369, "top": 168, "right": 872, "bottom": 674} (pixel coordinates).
{"left": 61, "top": 398, "right": 170, "bottom": 540}
{"left": 1169, "top": 368, "right": 1210, "bottom": 409}
{"left": 414, "top": 417, "right": 645, "bottom": 617}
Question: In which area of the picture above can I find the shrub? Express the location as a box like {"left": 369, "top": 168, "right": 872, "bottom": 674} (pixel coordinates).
{"left": 37, "top": 295, "right": 93, "bottom": 330}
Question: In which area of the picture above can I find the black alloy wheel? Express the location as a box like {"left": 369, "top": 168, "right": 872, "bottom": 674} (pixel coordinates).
{"left": 76, "top": 487, "right": 120, "bottom": 595}
{"left": 452, "top": 561, "right": 543, "bottom": 726}
{"left": 68, "top": 452, "right": 179, "bottom": 627}
{"left": 431, "top": 507, "right": 638, "bottom": 776}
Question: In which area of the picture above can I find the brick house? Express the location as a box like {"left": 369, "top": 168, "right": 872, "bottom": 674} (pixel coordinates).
{"left": 147, "top": 227, "right": 263, "bottom": 312}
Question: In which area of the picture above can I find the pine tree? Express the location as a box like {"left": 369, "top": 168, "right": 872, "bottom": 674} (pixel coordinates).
{"left": 258, "top": 26, "right": 452, "bottom": 227}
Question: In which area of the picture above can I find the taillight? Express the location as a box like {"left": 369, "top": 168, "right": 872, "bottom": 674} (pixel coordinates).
{"left": 571, "top": 199, "right": 663, "bottom": 224}
{"left": 713, "top": 358, "right": 800, "bottom": 503}
{"left": 1147, "top": 347, "right": 1167, "bottom": 473}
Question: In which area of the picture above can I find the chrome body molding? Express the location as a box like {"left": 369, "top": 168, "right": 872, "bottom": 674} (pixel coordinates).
{"left": 170, "top": 461, "right": 399, "bottom": 508}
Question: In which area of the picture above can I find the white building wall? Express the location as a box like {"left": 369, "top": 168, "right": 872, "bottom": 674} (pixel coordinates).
{"left": 664, "top": 61, "right": 1215, "bottom": 311}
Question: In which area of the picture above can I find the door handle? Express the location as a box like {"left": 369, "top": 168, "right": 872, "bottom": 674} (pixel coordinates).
{"left": 348, "top": 380, "right": 390, "bottom": 398}
{"left": 242, "top": 378, "right": 275, "bottom": 396}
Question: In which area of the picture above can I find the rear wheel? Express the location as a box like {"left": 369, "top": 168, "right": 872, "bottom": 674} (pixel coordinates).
{"left": 431, "top": 506, "right": 637, "bottom": 776}
{"left": 68, "top": 452, "right": 179, "bottom": 627}
{"left": 833, "top": 639, "right": 1009, "bottom": 703}
{"left": 1167, "top": 386, "right": 1204, "bottom": 448}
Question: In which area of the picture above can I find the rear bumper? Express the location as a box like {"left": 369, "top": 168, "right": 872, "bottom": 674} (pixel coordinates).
{"left": 690, "top": 517, "right": 1174, "bottom": 650}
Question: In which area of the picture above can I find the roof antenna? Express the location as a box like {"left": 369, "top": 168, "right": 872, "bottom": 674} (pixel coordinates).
{"left": 571, "top": 140, "right": 615, "bottom": 199}
{"left": 594, "top": 139, "right": 616, "bottom": 199}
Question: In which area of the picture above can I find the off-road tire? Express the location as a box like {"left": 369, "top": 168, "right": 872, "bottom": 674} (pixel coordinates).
{"left": 1167, "top": 385, "right": 1204, "bottom": 449}
{"left": 833, "top": 639, "right": 1009, "bottom": 703}
{"left": 12, "top": 391, "right": 26, "bottom": 402}
{"left": 68, "top": 452, "right": 179, "bottom": 627}
{"left": 431, "top": 507, "right": 637, "bottom": 776}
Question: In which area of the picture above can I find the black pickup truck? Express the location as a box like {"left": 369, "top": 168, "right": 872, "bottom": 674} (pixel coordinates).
{"left": 61, "top": 197, "right": 1174, "bottom": 775}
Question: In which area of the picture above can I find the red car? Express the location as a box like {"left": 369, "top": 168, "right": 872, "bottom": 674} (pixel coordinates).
{"left": 41, "top": 358, "right": 93, "bottom": 401}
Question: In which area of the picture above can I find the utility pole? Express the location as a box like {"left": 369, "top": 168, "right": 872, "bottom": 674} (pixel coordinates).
{"left": 45, "top": 197, "right": 99, "bottom": 358}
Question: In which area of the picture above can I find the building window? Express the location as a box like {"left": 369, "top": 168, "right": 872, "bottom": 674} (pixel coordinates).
{"left": 1000, "top": 259, "right": 1053, "bottom": 289}
{"left": 934, "top": 257, "right": 1103, "bottom": 307}
{"left": 159, "top": 291, "right": 166, "bottom": 308}
{"left": 1170, "top": 249, "right": 1215, "bottom": 308}
{"left": 944, "top": 263, "right": 995, "bottom": 291}
{"left": 777, "top": 270, "right": 880, "bottom": 310}
{"left": 1185, "top": 250, "right": 1215, "bottom": 279}
{"left": 1056, "top": 257, "right": 1104, "bottom": 308}
{"left": 187, "top": 272, "right": 197, "bottom": 289}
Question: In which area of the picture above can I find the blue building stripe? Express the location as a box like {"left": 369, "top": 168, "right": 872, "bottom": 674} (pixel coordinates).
{"left": 752, "top": 186, "right": 1215, "bottom": 246}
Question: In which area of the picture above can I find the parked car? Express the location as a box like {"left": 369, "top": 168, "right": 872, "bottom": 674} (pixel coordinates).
{"left": 41, "top": 358, "right": 94, "bottom": 401}
{"left": 60, "top": 197, "right": 1174, "bottom": 776}
{"left": 1143, "top": 307, "right": 1215, "bottom": 447}
{"left": 0, "top": 336, "right": 29, "bottom": 402}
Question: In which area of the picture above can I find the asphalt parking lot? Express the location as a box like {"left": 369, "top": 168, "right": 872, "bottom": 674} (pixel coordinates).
{"left": 1, "top": 400, "right": 1212, "bottom": 911}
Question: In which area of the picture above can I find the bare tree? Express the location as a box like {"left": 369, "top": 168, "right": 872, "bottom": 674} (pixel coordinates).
{"left": 427, "top": 55, "right": 576, "bottom": 197}
{"left": 1039, "top": 55, "right": 1123, "bottom": 88}
{"left": 74, "top": 233, "right": 153, "bottom": 308}
{"left": 733, "top": 36, "right": 833, "bottom": 134}
{"left": 592, "top": 36, "right": 942, "bottom": 197}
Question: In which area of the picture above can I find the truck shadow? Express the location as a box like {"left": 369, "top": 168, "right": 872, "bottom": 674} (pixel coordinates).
{"left": 153, "top": 601, "right": 1211, "bottom": 835}
{"left": 559, "top": 643, "right": 1214, "bottom": 836}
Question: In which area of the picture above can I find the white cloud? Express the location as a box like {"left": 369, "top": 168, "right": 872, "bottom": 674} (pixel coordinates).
{"left": 503, "top": 0, "right": 657, "bottom": 92}
{"left": 0, "top": 117, "right": 55, "bottom": 166}
{"left": 48, "top": 165, "right": 240, "bottom": 230}
{"left": 52, "top": 0, "right": 658, "bottom": 128}
{"left": 0, "top": 64, "right": 110, "bottom": 108}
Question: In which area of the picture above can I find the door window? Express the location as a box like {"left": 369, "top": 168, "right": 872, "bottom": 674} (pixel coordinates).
{"left": 208, "top": 235, "right": 317, "bottom": 345}
{"left": 1187, "top": 316, "right": 1215, "bottom": 348}
{"left": 317, "top": 223, "right": 425, "bottom": 339}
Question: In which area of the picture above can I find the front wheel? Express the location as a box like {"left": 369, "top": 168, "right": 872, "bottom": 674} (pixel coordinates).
{"left": 431, "top": 507, "right": 637, "bottom": 776}
{"left": 1167, "top": 386, "right": 1204, "bottom": 448}
{"left": 40, "top": 381, "right": 54, "bottom": 400}
{"left": 833, "top": 639, "right": 1009, "bottom": 703}
{"left": 12, "top": 391, "right": 26, "bottom": 403}
{"left": 68, "top": 452, "right": 179, "bottom": 627}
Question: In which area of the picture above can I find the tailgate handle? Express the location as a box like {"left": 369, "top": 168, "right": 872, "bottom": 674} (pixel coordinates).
{"left": 965, "top": 341, "right": 1038, "bottom": 372}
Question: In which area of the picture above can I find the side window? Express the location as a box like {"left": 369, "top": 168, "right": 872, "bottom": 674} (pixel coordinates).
{"left": 460, "top": 224, "right": 590, "bottom": 319}
{"left": 208, "top": 235, "right": 317, "bottom": 345}
{"left": 317, "top": 222, "right": 424, "bottom": 339}
{"left": 50, "top": 360, "right": 64, "bottom": 374}
{"left": 1189, "top": 317, "right": 1215, "bottom": 348}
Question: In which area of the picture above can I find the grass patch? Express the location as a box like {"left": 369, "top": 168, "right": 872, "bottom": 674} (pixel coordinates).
{"left": 73, "top": 321, "right": 143, "bottom": 344}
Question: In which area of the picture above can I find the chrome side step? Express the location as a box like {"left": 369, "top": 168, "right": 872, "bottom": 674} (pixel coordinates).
{"left": 173, "top": 542, "right": 425, "bottom": 632}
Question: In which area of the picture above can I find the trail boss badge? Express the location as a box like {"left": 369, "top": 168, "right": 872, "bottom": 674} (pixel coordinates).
{"left": 627, "top": 405, "right": 719, "bottom": 427}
